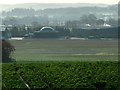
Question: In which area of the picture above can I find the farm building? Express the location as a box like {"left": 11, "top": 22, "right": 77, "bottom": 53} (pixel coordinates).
{"left": 33, "top": 27, "right": 59, "bottom": 38}
{"left": 0, "top": 25, "right": 11, "bottom": 40}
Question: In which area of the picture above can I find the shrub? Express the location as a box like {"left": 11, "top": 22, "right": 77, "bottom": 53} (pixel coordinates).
{"left": 2, "top": 39, "right": 15, "bottom": 62}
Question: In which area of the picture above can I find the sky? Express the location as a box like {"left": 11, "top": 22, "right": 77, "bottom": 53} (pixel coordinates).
{"left": 0, "top": 0, "right": 119, "bottom": 4}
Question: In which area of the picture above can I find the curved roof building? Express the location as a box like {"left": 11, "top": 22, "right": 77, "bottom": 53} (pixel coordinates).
{"left": 34, "top": 27, "right": 58, "bottom": 38}
{"left": 40, "top": 27, "right": 58, "bottom": 33}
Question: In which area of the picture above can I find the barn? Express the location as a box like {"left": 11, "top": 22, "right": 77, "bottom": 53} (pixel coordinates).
{"left": 33, "top": 27, "right": 58, "bottom": 38}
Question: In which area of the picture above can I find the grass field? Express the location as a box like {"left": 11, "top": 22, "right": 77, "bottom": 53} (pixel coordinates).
{"left": 10, "top": 39, "right": 118, "bottom": 61}
{"left": 2, "top": 39, "right": 119, "bottom": 89}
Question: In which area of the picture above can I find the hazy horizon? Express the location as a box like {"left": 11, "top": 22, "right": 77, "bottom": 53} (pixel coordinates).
{"left": 0, "top": 0, "right": 119, "bottom": 5}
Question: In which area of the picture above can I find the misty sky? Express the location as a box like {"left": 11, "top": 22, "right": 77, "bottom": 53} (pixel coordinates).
{"left": 0, "top": 0, "right": 119, "bottom": 4}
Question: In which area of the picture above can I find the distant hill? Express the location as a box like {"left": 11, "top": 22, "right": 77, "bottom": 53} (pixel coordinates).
{"left": 0, "top": 3, "right": 117, "bottom": 26}
{"left": 0, "top": 3, "right": 110, "bottom": 11}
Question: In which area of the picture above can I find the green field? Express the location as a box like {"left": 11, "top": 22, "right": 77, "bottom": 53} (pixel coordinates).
{"left": 2, "top": 61, "right": 119, "bottom": 89}
{"left": 10, "top": 39, "right": 118, "bottom": 61}
{"left": 2, "top": 39, "right": 119, "bottom": 89}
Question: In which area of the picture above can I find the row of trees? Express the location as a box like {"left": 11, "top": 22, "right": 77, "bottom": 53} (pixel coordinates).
{"left": 2, "top": 14, "right": 118, "bottom": 28}
{"left": 5, "top": 25, "right": 118, "bottom": 38}
{"left": 2, "top": 16, "right": 49, "bottom": 26}
{"left": 65, "top": 14, "right": 118, "bottom": 29}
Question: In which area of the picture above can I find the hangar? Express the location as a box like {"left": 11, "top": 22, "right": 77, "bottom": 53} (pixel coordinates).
{"left": 33, "top": 27, "right": 58, "bottom": 38}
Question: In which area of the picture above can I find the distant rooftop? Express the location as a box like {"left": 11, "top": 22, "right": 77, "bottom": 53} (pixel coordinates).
{"left": 40, "top": 27, "right": 58, "bottom": 33}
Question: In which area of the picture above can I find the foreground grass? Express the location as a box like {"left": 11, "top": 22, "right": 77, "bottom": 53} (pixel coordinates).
{"left": 2, "top": 61, "right": 119, "bottom": 89}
